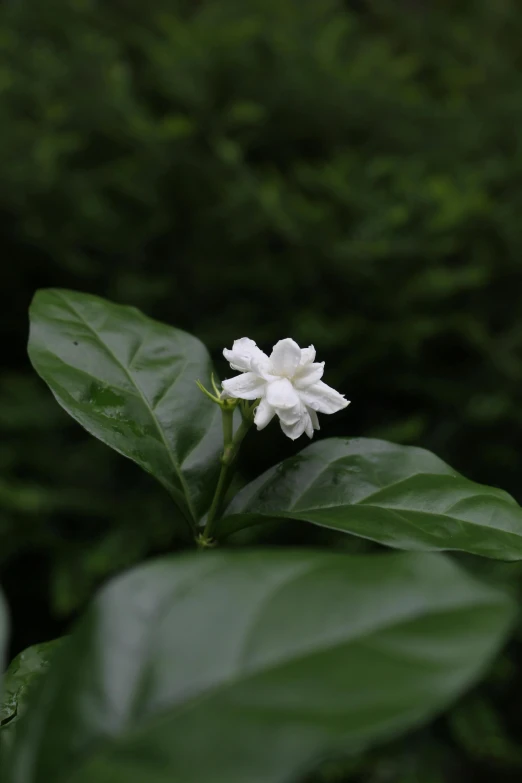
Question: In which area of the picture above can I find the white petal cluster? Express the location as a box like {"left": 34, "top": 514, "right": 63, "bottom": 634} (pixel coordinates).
{"left": 221, "top": 337, "right": 349, "bottom": 440}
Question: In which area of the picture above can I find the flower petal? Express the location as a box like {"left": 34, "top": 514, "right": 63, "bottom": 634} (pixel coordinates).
{"left": 269, "top": 338, "right": 302, "bottom": 377}
{"left": 280, "top": 414, "right": 307, "bottom": 441}
{"left": 293, "top": 361, "right": 324, "bottom": 389}
{"left": 299, "top": 345, "right": 316, "bottom": 366}
{"left": 277, "top": 404, "right": 302, "bottom": 425}
{"left": 251, "top": 356, "right": 278, "bottom": 382}
{"left": 221, "top": 372, "right": 266, "bottom": 400}
{"left": 254, "top": 398, "right": 276, "bottom": 430}
{"left": 303, "top": 409, "right": 314, "bottom": 438}
{"left": 307, "top": 407, "right": 320, "bottom": 430}
{"left": 299, "top": 380, "right": 350, "bottom": 414}
{"left": 266, "top": 377, "right": 301, "bottom": 410}
{"left": 223, "top": 338, "right": 268, "bottom": 372}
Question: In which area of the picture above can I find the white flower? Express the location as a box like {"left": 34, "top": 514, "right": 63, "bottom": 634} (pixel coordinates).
{"left": 221, "top": 337, "right": 350, "bottom": 440}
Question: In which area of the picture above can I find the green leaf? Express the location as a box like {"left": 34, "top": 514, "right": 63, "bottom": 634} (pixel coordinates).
{"left": 221, "top": 438, "right": 522, "bottom": 560}
{"left": 0, "top": 641, "right": 63, "bottom": 754}
{"left": 28, "top": 289, "right": 222, "bottom": 527}
{"left": 1, "top": 550, "right": 514, "bottom": 783}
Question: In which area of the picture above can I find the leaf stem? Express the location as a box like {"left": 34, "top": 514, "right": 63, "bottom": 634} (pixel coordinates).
{"left": 200, "top": 404, "right": 255, "bottom": 545}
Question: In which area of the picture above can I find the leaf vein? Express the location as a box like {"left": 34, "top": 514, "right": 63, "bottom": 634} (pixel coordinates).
{"left": 52, "top": 291, "right": 197, "bottom": 524}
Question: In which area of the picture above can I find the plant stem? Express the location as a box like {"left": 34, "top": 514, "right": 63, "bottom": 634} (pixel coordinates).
{"left": 221, "top": 402, "right": 234, "bottom": 449}
{"left": 201, "top": 407, "right": 253, "bottom": 544}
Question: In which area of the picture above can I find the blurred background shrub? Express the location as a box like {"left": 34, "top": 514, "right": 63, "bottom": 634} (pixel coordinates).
{"left": 3, "top": 0, "right": 522, "bottom": 779}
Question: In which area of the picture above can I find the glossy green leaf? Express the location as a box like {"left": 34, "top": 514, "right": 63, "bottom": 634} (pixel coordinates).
{"left": 28, "top": 289, "right": 222, "bottom": 527}
{"left": 1, "top": 550, "right": 514, "bottom": 783}
{"left": 0, "top": 641, "right": 63, "bottom": 754}
{"left": 221, "top": 438, "right": 522, "bottom": 560}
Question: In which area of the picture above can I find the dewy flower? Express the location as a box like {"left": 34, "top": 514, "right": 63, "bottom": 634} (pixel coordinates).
{"left": 221, "top": 337, "right": 350, "bottom": 440}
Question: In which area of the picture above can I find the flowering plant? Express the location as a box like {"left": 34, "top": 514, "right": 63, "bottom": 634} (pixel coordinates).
{"left": 1, "top": 289, "right": 521, "bottom": 783}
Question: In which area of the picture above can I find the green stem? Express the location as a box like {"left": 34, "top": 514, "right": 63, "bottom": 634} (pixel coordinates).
{"left": 221, "top": 403, "right": 234, "bottom": 448}
{"left": 201, "top": 408, "right": 253, "bottom": 544}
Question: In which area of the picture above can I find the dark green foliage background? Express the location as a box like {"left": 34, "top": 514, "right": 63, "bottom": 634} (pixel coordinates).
{"left": 2, "top": 0, "right": 522, "bottom": 780}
